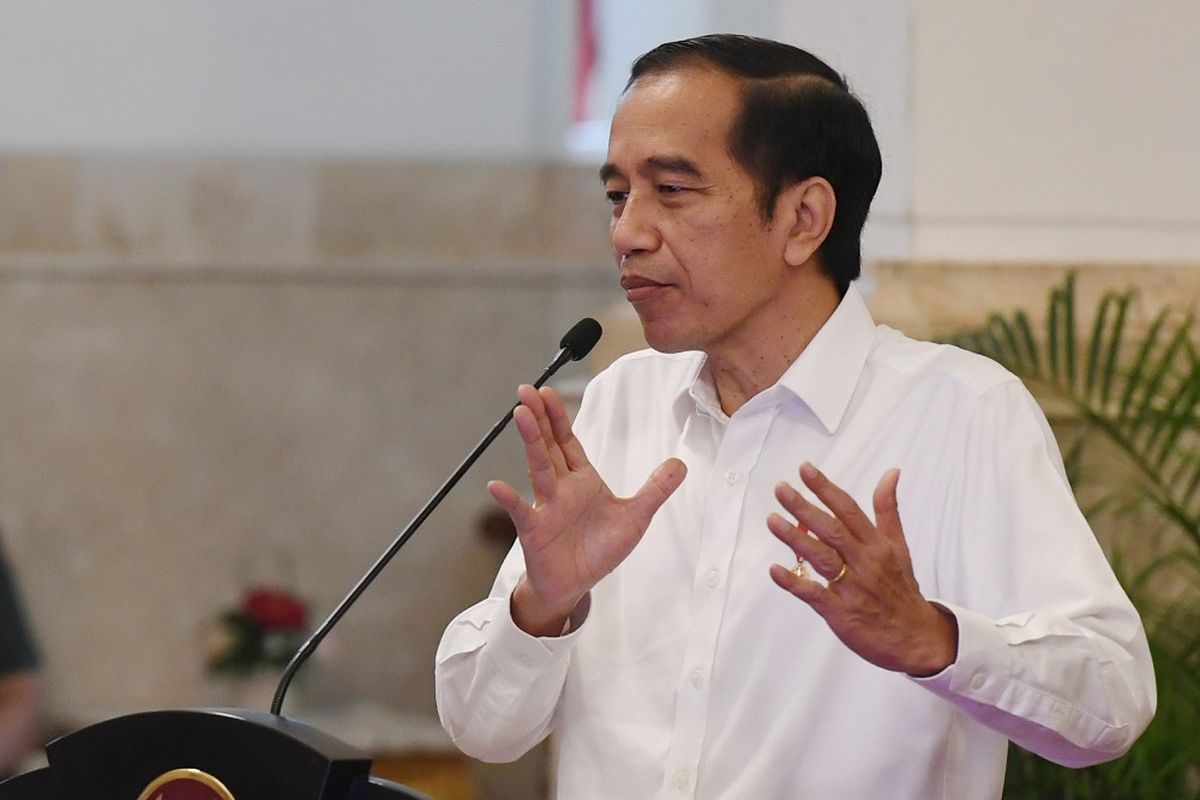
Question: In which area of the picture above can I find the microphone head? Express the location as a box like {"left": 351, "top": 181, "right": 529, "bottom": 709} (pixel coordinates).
{"left": 560, "top": 317, "right": 603, "bottom": 361}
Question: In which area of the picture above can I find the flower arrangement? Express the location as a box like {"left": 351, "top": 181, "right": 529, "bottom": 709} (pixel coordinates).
{"left": 203, "top": 586, "right": 309, "bottom": 677}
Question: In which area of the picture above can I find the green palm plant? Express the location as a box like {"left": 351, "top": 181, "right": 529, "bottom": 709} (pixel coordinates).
{"left": 949, "top": 273, "right": 1200, "bottom": 798}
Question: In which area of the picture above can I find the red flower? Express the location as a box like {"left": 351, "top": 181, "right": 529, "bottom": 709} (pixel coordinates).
{"left": 241, "top": 586, "right": 308, "bottom": 631}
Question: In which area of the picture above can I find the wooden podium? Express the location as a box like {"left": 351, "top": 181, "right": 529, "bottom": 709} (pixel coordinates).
{"left": 0, "top": 708, "right": 431, "bottom": 799}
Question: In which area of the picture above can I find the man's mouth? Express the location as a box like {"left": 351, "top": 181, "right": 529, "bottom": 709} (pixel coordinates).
{"left": 620, "top": 275, "right": 668, "bottom": 303}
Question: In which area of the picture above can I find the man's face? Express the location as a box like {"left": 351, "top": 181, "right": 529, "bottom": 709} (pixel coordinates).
{"left": 602, "top": 66, "right": 791, "bottom": 356}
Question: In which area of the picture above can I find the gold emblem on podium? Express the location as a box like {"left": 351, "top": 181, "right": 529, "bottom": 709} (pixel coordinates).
{"left": 136, "top": 768, "right": 235, "bottom": 800}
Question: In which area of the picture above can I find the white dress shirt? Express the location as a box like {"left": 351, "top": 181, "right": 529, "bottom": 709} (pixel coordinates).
{"left": 435, "top": 284, "right": 1155, "bottom": 799}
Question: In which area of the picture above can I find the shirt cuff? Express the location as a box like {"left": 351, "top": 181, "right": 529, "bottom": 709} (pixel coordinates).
{"left": 487, "top": 591, "right": 590, "bottom": 671}
{"left": 908, "top": 600, "right": 1012, "bottom": 705}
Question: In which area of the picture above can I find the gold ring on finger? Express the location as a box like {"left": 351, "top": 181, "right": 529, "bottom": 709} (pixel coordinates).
{"left": 829, "top": 562, "right": 848, "bottom": 584}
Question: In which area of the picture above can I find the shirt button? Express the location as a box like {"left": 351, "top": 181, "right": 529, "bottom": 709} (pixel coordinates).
{"left": 689, "top": 669, "right": 704, "bottom": 689}
{"left": 724, "top": 470, "right": 739, "bottom": 485}
{"left": 673, "top": 768, "right": 690, "bottom": 789}
{"left": 971, "top": 674, "right": 985, "bottom": 690}
{"left": 704, "top": 569, "right": 719, "bottom": 588}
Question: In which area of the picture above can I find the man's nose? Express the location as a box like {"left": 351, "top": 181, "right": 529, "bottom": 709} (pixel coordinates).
{"left": 611, "top": 194, "right": 660, "bottom": 260}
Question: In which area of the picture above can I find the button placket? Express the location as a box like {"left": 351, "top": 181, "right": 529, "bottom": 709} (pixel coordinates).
{"left": 660, "top": 405, "right": 780, "bottom": 799}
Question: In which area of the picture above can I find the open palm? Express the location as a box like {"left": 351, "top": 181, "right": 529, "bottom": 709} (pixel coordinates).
{"left": 489, "top": 385, "right": 686, "bottom": 635}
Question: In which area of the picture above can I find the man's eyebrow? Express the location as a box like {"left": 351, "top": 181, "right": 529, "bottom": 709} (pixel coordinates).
{"left": 599, "top": 155, "right": 705, "bottom": 184}
{"left": 644, "top": 155, "right": 703, "bottom": 179}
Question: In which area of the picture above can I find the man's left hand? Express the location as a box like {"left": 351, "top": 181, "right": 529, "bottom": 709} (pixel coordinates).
{"left": 767, "top": 463, "right": 958, "bottom": 677}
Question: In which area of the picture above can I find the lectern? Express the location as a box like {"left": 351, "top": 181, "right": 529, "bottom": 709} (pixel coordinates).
{"left": 0, "top": 708, "right": 430, "bottom": 800}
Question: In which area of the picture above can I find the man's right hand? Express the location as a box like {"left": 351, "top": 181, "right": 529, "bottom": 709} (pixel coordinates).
{"left": 488, "top": 384, "right": 686, "bottom": 637}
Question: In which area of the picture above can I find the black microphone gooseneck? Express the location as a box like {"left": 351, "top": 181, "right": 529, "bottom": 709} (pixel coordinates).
{"left": 270, "top": 318, "right": 603, "bottom": 715}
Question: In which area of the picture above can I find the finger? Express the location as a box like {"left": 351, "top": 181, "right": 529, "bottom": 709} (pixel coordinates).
{"left": 518, "top": 384, "right": 568, "bottom": 477}
{"left": 873, "top": 468, "right": 905, "bottom": 547}
{"left": 767, "top": 513, "right": 844, "bottom": 579}
{"left": 539, "top": 386, "right": 590, "bottom": 471}
{"left": 774, "top": 481, "right": 859, "bottom": 563}
{"left": 798, "top": 462, "right": 873, "bottom": 543}
{"left": 626, "top": 458, "right": 687, "bottom": 528}
{"left": 774, "top": 481, "right": 835, "bottom": 532}
{"left": 768, "top": 563, "right": 833, "bottom": 612}
{"left": 488, "top": 479, "right": 536, "bottom": 532}
{"left": 513, "top": 404, "right": 559, "bottom": 500}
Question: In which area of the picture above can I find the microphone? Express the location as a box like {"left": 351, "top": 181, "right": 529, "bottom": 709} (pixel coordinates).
{"left": 270, "top": 318, "right": 603, "bottom": 715}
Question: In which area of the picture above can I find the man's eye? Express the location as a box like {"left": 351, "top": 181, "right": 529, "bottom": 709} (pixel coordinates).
{"left": 606, "top": 190, "right": 628, "bottom": 205}
{"left": 658, "top": 184, "right": 684, "bottom": 194}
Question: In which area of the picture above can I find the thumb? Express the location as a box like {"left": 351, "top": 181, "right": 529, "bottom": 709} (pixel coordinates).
{"left": 627, "top": 458, "right": 687, "bottom": 528}
{"left": 488, "top": 479, "right": 536, "bottom": 532}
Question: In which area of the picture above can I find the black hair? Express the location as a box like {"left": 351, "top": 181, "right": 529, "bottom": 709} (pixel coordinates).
{"left": 628, "top": 34, "right": 882, "bottom": 295}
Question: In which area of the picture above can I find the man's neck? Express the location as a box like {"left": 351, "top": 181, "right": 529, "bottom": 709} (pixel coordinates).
{"left": 707, "top": 281, "right": 842, "bottom": 417}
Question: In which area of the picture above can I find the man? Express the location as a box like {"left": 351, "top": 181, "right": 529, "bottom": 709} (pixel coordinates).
{"left": 0, "top": 538, "right": 41, "bottom": 777}
{"left": 436, "top": 35, "right": 1155, "bottom": 798}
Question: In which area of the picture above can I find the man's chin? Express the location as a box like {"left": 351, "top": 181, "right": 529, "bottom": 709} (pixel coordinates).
{"left": 638, "top": 324, "right": 694, "bottom": 355}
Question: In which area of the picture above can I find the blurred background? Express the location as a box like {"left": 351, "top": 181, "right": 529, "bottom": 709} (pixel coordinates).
{"left": 0, "top": 1, "right": 1197, "bottom": 797}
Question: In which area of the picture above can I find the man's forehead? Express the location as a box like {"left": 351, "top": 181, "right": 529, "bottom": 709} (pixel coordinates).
{"left": 617, "top": 67, "right": 739, "bottom": 121}
{"left": 603, "top": 68, "right": 739, "bottom": 181}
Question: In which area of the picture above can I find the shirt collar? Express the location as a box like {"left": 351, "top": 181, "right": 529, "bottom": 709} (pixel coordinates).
{"left": 774, "top": 282, "right": 876, "bottom": 433}
{"left": 678, "top": 282, "right": 877, "bottom": 433}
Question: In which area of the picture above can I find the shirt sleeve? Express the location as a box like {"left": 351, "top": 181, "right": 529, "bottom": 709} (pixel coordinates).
{"left": 434, "top": 544, "right": 586, "bottom": 762}
{"left": 0, "top": 547, "right": 39, "bottom": 676}
{"left": 911, "top": 381, "right": 1156, "bottom": 767}
{"left": 433, "top": 376, "right": 612, "bottom": 763}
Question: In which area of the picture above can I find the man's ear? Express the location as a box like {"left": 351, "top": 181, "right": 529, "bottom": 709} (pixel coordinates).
{"left": 779, "top": 177, "right": 836, "bottom": 267}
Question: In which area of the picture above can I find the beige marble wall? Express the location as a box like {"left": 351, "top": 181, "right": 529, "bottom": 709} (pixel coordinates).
{"left": 0, "top": 154, "right": 611, "bottom": 273}
{"left": 868, "top": 261, "right": 1200, "bottom": 342}
{"left": 0, "top": 155, "right": 618, "bottom": 733}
